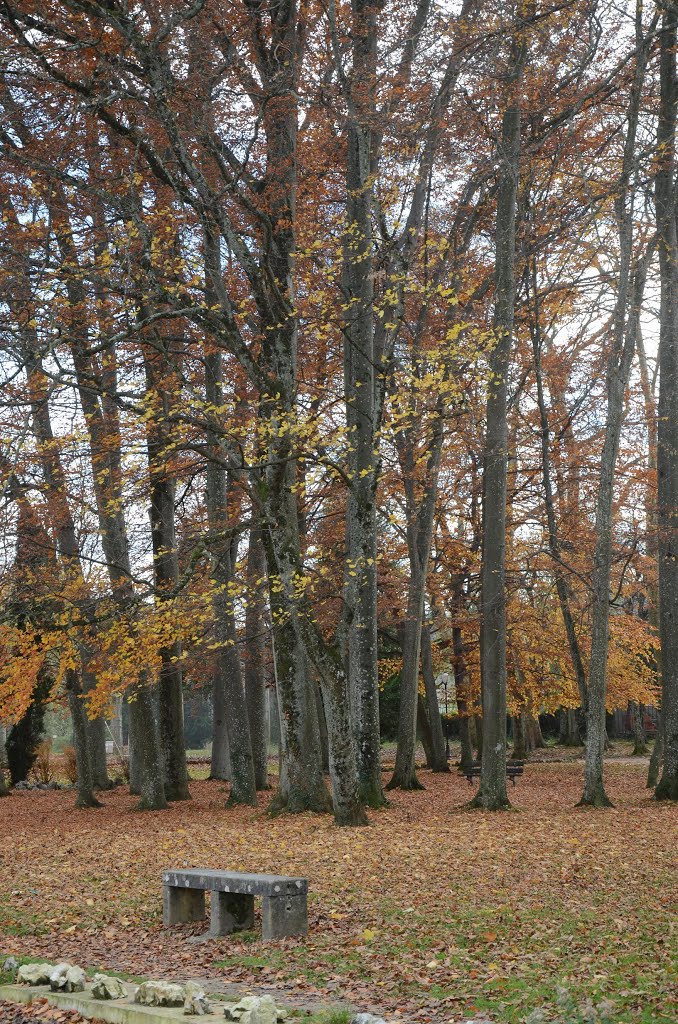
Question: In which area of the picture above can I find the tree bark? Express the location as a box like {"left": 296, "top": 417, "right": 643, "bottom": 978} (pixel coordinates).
{"left": 245, "top": 528, "right": 271, "bottom": 790}
{"left": 655, "top": 6, "right": 678, "bottom": 802}
{"left": 473, "top": 18, "right": 526, "bottom": 811}
{"left": 579, "top": 14, "right": 652, "bottom": 808}
{"left": 210, "top": 662, "right": 232, "bottom": 781}
{"left": 511, "top": 715, "right": 527, "bottom": 761}
{"left": 420, "top": 626, "right": 449, "bottom": 772}
{"left": 630, "top": 702, "right": 648, "bottom": 756}
{"left": 647, "top": 713, "right": 664, "bottom": 788}
{"left": 417, "top": 693, "right": 435, "bottom": 770}
{"left": 66, "top": 672, "right": 101, "bottom": 809}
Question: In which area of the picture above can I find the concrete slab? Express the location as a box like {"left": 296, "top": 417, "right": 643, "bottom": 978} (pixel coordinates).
{"left": 0, "top": 982, "right": 228, "bottom": 1024}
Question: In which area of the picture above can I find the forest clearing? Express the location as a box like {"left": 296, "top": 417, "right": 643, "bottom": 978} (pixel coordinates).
{"left": 1, "top": 762, "right": 676, "bottom": 1024}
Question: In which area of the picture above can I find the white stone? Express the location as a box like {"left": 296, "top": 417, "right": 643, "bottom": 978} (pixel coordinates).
{"left": 224, "top": 995, "right": 282, "bottom": 1024}
{"left": 16, "top": 963, "right": 54, "bottom": 986}
{"left": 49, "top": 963, "right": 86, "bottom": 993}
{"left": 91, "top": 973, "right": 127, "bottom": 1000}
{"left": 351, "top": 1016, "right": 388, "bottom": 1024}
{"left": 135, "top": 980, "right": 186, "bottom": 1007}
{"left": 184, "top": 981, "right": 213, "bottom": 1015}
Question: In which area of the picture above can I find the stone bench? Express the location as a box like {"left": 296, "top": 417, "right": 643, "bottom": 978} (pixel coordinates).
{"left": 162, "top": 869, "right": 308, "bottom": 941}
{"left": 459, "top": 760, "right": 524, "bottom": 786}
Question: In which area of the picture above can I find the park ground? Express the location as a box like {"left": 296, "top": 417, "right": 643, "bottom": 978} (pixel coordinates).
{"left": 0, "top": 756, "right": 676, "bottom": 1024}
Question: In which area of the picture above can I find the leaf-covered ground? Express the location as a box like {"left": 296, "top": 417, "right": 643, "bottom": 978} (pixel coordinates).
{"left": 0, "top": 762, "right": 676, "bottom": 1023}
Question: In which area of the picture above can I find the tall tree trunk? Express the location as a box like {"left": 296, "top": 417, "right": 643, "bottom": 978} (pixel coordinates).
{"left": 143, "top": 347, "right": 190, "bottom": 803}
{"left": 202, "top": 325, "right": 256, "bottom": 804}
{"left": 421, "top": 626, "right": 449, "bottom": 772}
{"left": 528, "top": 715, "right": 545, "bottom": 750}
{"left": 417, "top": 693, "right": 435, "bottom": 770}
{"left": 559, "top": 708, "right": 581, "bottom": 746}
{"left": 630, "top": 702, "right": 648, "bottom": 756}
{"left": 655, "top": 6, "right": 678, "bottom": 802}
{"left": 245, "top": 528, "right": 271, "bottom": 790}
{"left": 453, "top": 605, "right": 475, "bottom": 770}
{"left": 260, "top": 504, "right": 331, "bottom": 815}
{"left": 210, "top": 663, "right": 232, "bottom": 781}
{"left": 511, "top": 715, "right": 527, "bottom": 761}
{"left": 389, "top": 577, "right": 427, "bottom": 790}
{"left": 66, "top": 672, "right": 101, "bottom": 809}
{"left": 579, "top": 12, "right": 652, "bottom": 807}
{"left": 341, "top": 0, "right": 384, "bottom": 808}
{"left": 389, "top": 411, "right": 444, "bottom": 789}
{"left": 647, "top": 713, "right": 664, "bottom": 788}
{"left": 473, "top": 18, "right": 526, "bottom": 810}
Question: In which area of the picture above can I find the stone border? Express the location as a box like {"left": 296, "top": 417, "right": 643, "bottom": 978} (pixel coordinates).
{"left": 0, "top": 982, "right": 210, "bottom": 1024}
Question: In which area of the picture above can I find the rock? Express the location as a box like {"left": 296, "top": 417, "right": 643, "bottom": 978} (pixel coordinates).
{"left": 16, "top": 963, "right": 54, "bottom": 986}
{"left": 2, "top": 957, "right": 19, "bottom": 975}
{"left": 49, "top": 963, "right": 86, "bottom": 992}
{"left": 184, "top": 981, "right": 212, "bottom": 1015}
{"left": 91, "top": 973, "right": 127, "bottom": 1000}
{"left": 224, "top": 995, "right": 286, "bottom": 1024}
{"left": 135, "top": 980, "right": 186, "bottom": 1007}
{"left": 351, "top": 1017, "right": 388, "bottom": 1024}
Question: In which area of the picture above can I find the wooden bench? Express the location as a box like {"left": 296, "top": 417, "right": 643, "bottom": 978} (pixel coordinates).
{"left": 163, "top": 869, "right": 308, "bottom": 941}
{"left": 459, "top": 760, "right": 524, "bottom": 786}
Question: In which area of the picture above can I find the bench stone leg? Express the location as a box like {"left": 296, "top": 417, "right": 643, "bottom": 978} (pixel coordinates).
{"left": 210, "top": 891, "right": 255, "bottom": 936}
{"left": 261, "top": 894, "right": 308, "bottom": 940}
{"left": 163, "top": 885, "right": 206, "bottom": 927}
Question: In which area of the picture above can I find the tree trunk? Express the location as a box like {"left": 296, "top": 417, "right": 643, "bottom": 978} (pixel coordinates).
{"left": 473, "top": 23, "right": 526, "bottom": 811}
{"left": 66, "top": 673, "right": 102, "bottom": 809}
{"left": 559, "top": 708, "right": 581, "bottom": 746}
{"left": 316, "top": 686, "right": 330, "bottom": 774}
{"left": 245, "top": 528, "right": 271, "bottom": 789}
{"left": 201, "top": 319, "right": 256, "bottom": 806}
{"left": 511, "top": 715, "right": 527, "bottom": 761}
{"left": 261, "top": 506, "right": 331, "bottom": 815}
{"left": 82, "top": 669, "right": 110, "bottom": 790}
{"left": 87, "top": 717, "right": 110, "bottom": 790}
{"left": 389, "top": 590, "right": 426, "bottom": 790}
{"left": 647, "top": 713, "right": 664, "bottom": 788}
{"left": 579, "top": 44, "right": 650, "bottom": 808}
{"left": 130, "top": 682, "right": 167, "bottom": 810}
{"left": 338, "top": 0, "right": 385, "bottom": 810}
{"left": 143, "top": 349, "right": 190, "bottom": 803}
{"left": 420, "top": 626, "right": 449, "bottom": 772}
{"left": 417, "top": 693, "right": 435, "bottom": 770}
{"left": 210, "top": 663, "right": 232, "bottom": 781}
{"left": 389, "top": 412, "right": 444, "bottom": 790}
{"left": 473, "top": 715, "right": 483, "bottom": 761}
{"left": 655, "top": 7, "right": 678, "bottom": 802}
{"left": 630, "top": 702, "right": 648, "bottom": 756}
{"left": 528, "top": 715, "right": 546, "bottom": 750}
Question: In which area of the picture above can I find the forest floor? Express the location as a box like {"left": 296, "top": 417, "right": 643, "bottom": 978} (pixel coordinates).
{"left": 0, "top": 757, "right": 676, "bottom": 1024}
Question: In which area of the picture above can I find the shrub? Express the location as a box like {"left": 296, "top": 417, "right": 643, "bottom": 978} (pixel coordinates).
{"left": 62, "top": 745, "right": 78, "bottom": 784}
{"left": 30, "top": 739, "right": 54, "bottom": 784}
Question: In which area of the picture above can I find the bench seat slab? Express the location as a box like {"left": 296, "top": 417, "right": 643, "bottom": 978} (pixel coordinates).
{"left": 163, "top": 869, "right": 307, "bottom": 897}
